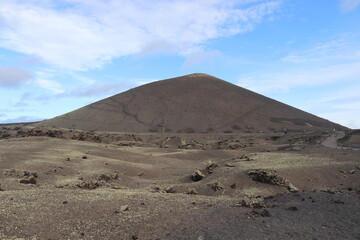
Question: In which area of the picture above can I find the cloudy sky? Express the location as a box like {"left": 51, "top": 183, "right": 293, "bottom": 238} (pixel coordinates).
{"left": 0, "top": 0, "right": 359, "bottom": 128}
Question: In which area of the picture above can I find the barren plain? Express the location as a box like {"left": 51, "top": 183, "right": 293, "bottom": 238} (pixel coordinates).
{"left": 0, "top": 126, "right": 359, "bottom": 239}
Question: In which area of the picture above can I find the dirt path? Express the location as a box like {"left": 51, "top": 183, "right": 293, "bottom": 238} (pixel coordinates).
{"left": 322, "top": 131, "right": 359, "bottom": 150}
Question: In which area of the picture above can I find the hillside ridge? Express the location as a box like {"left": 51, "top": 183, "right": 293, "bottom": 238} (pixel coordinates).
{"left": 36, "top": 73, "right": 345, "bottom": 133}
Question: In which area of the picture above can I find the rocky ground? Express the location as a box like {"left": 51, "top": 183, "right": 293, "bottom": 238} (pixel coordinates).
{"left": 0, "top": 125, "right": 359, "bottom": 239}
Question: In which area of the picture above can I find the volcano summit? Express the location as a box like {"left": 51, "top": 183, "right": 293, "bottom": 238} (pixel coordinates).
{"left": 36, "top": 73, "right": 343, "bottom": 133}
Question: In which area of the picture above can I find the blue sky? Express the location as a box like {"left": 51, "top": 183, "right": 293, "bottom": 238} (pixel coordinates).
{"left": 0, "top": 0, "right": 359, "bottom": 128}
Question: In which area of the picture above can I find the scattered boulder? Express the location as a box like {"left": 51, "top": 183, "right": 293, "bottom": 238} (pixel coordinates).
{"left": 22, "top": 171, "right": 38, "bottom": 178}
{"left": 206, "top": 161, "right": 218, "bottom": 173}
{"left": 46, "top": 167, "right": 60, "bottom": 174}
{"left": 248, "top": 169, "right": 286, "bottom": 185}
{"left": 291, "top": 146, "right": 302, "bottom": 151}
{"left": 348, "top": 170, "right": 355, "bottom": 174}
{"left": 111, "top": 172, "right": 119, "bottom": 179}
{"left": 208, "top": 182, "right": 224, "bottom": 191}
{"left": 45, "top": 130, "right": 63, "bottom": 138}
{"left": 20, "top": 176, "right": 37, "bottom": 184}
{"left": 162, "top": 186, "right": 176, "bottom": 193}
{"left": 120, "top": 205, "right": 129, "bottom": 211}
{"left": 186, "top": 188, "right": 198, "bottom": 195}
{"left": 28, "top": 129, "right": 44, "bottom": 136}
{"left": 108, "top": 183, "right": 123, "bottom": 189}
{"left": 287, "top": 183, "right": 299, "bottom": 192}
{"left": 270, "top": 135, "right": 281, "bottom": 141}
{"left": 150, "top": 187, "right": 161, "bottom": 193}
{"left": 237, "top": 195, "right": 267, "bottom": 209}
{"left": 331, "top": 199, "right": 345, "bottom": 204}
{"left": 322, "top": 189, "right": 335, "bottom": 194}
{"left": 225, "top": 163, "right": 235, "bottom": 167}
{"left": 250, "top": 209, "right": 271, "bottom": 217}
{"left": 260, "top": 209, "right": 271, "bottom": 217}
{"left": 97, "top": 174, "right": 111, "bottom": 182}
{"left": 232, "top": 154, "right": 254, "bottom": 162}
{"left": 192, "top": 170, "right": 205, "bottom": 181}
{"left": 5, "top": 169, "right": 37, "bottom": 179}
{"left": 287, "top": 206, "right": 298, "bottom": 211}
{"left": 239, "top": 155, "right": 253, "bottom": 161}
{"left": 179, "top": 139, "right": 205, "bottom": 150}
{"left": 248, "top": 169, "right": 298, "bottom": 192}
{"left": 218, "top": 138, "right": 254, "bottom": 150}
{"left": 76, "top": 180, "right": 101, "bottom": 189}
{"left": 160, "top": 136, "right": 185, "bottom": 148}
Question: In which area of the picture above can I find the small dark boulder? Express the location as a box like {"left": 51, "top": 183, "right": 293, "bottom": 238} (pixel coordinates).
{"left": 192, "top": 170, "right": 205, "bottom": 181}
{"left": 19, "top": 176, "right": 37, "bottom": 184}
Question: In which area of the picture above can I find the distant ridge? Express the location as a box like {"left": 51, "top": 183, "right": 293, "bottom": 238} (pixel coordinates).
{"left": 36, "top": 73, "right": 345, "bottom": 133}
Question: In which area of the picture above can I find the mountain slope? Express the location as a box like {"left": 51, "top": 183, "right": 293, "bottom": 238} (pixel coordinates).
{"left": 36, "top": 73, "right": 345, "bottom": 133}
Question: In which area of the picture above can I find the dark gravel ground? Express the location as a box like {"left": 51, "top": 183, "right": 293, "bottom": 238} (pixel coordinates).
{"left": 167, "top": 189, "right": 360, "bottom": 240}
{"left": 1, "top": 189, "right": 359, "bottom": 240}
{"left": 1, "top": 128, "right": 359, "bottom": 240}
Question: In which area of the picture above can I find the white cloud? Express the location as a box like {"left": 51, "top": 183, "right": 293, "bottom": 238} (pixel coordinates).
{"left": 0, "top": 66, "right": 32, "bottom": 87}
{"left": 59, "top": 82, "right": 122, "bottom": 97}
{"left": 310, "top": 87, "right": 360, "bottom": 106}
{"left": 282, "top": 35, "right": 360, "bottom": 63}
{"left": 67, "top": 73, "right": 96, "bottom": 84}
{"left": 0, "top": 115, "right": 44, "bottom": 124}
{"left": 253, "top": 84, "right": 360, "bottom": 129}
{"left": 330, "top": 101, "right": 360, "bottom": 111}
{"left": 237, "top": 62, "right": 360, "bottom": 93}
{"left": 340, "top": 0, "right": 360, "bottom": 12}
{"left": 0, "top": 0, "right": 281, "bottom": 71}
{"left": 237, "top": 33, "right": 360, "bottom": 129}
{"left": 183, "top": 49, "right": 223, "bottom": 68}
{"left": 135, "top": 78, "right": 160, "bottom": 87}
{"left": 242, "top": 34, "right": 360, "bottom": 93}
{"left": 33, "top": 79, "right": 64, "bottom": 93}
{"left": 320, "top": 111, "right": 360, "bottom": 129}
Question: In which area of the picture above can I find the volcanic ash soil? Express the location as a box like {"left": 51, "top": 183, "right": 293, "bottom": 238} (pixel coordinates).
{"left": 0, "top": 126, "right": 360, "bottom": 239}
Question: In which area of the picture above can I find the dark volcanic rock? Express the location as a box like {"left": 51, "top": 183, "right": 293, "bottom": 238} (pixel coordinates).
{"left": 248, "top": 169, "right": 298, "bottom": 192}
{"left": 19, "top": 176, "right": 37, "bottom": 184}
{"left": 191, "top": 170, "right": 205, "bottom": 181}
